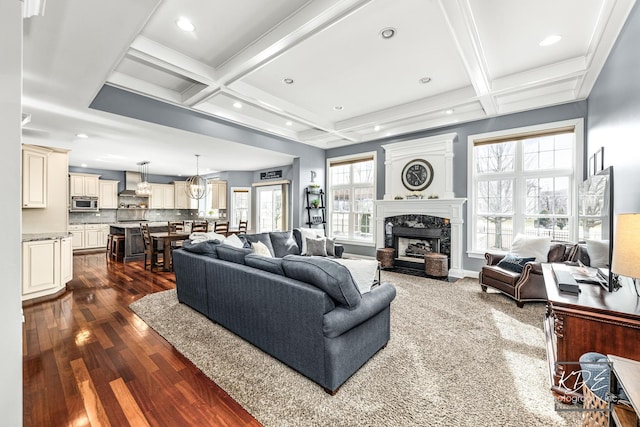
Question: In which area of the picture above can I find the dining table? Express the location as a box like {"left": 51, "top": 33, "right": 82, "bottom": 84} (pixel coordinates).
{"left": 149, "top": 231, "right": 190, "bottom": 272}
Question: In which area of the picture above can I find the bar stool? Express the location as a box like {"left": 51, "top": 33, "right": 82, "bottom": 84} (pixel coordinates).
{"left": 105, "top": 234, "right": 113, "bottom": 259}
{"left": 110, "top": 234, "right": 125, "bottom": 262}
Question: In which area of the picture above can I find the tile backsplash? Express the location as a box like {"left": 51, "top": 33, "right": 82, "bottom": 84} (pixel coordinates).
{"left": 69, "top": 209, "right": 198, "bottom": 224}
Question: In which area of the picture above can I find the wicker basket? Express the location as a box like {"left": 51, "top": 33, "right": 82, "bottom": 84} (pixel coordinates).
{"left": 424, "top": 253, "right": 448, "bottom": 277}
{"left": 582, "top": 382, "right": 609, "bottom": 427}
{"left": 376, "top": 248, "right": 395, "bottom": 269}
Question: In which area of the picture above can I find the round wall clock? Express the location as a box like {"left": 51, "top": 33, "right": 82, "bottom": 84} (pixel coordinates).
{"left": 401, "top": 159, "right": 434, "bottom": 191}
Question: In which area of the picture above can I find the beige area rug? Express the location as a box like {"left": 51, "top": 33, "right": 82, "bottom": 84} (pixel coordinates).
{"left": 130, "top": 272, "right": 581, "bottom": 427}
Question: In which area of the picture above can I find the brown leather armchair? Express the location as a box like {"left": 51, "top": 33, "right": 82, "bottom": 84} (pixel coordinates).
{"left": 479, "top": 243, "right": 579, "bottom": 308}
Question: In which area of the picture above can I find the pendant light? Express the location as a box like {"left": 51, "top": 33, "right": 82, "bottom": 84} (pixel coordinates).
{"left": 186, "top": 154, "right": 207, "bottom": 199}
{"left": 136, "top": 161, "right": 151, "bottom": 196}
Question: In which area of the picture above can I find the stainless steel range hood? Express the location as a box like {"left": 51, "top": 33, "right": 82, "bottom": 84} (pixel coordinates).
{"left": 119, "top": 170, "right": 149, "bottom": 197}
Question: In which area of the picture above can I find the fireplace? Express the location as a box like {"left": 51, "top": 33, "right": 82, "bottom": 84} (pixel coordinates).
{"left": 374, "top": 198, "right": 466, "bottom": 277}
{"left": 385, "top": 215, "right": 450, "bottom": 268}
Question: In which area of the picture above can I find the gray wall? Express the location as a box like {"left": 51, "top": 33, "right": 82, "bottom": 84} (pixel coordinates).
{"left": 2, "top": 2, "right": 22, "bottom": 424}
{"left": 587, "top": 1, "right": 640, "bottom": 215}
{"left": 326, "top": 101, "right": 588, "bottom": 272}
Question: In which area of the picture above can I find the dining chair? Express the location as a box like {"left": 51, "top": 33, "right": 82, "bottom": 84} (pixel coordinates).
{"left": 168, "top": 221, "right": 184, "bottom": 233}
{"left": 238, "top": 220, "right": 248, "bottom": 234}
{"left": 191, "top": 220, "right": 208, "bottom": 232}
{"left": 140, "top": 223, "right": 163, "bottom": 271}
{"left": 214, "top": 221, "right": 229, "bottom": 236}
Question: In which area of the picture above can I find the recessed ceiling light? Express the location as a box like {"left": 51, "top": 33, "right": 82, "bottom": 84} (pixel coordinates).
{"left": 379, "top": 27, "right": 396, "bottom": 39}
{"left": 285, "top": 121, "right": 293, "bottom": 126}
{"left": 445, "top": 109, "right": 454, "bottom": 115}
{"left": 81, "top": 163, "right": 87, "bottom": 168}
{"left": 539, "top": 35, "right": 562, "bottom": 46}
{"left": 176, "top": 17, "right": 195, "bottom": 32}
{"left": 333, "top": 105, "right": 344, "bottom": 111}
{"left": 233, "top": 102, "right": 243, "bottom": 109}
{"left": 76, "top": 133, "right": 88, "bottom": 139}
{"left": 374, "top": 125, "right": 381, "bottom": 132}
{"left": 419, "top": 77, "right": 432, "bottom": 84}
{"left": 283, "top": 78, "right": 294, "bottom": 85}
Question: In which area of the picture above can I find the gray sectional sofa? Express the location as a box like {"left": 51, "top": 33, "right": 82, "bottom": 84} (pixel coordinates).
{"left": 172, "top": 230, "right": 396, "bottom": 394}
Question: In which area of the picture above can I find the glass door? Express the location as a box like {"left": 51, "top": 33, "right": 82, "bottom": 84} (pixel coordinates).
{"left": 257, "top": 185, "right": 283, "bottom": 232}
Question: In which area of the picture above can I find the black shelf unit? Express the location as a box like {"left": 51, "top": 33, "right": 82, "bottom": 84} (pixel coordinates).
{"left": 304, "top": 187, "right": 326, "bottom": 233}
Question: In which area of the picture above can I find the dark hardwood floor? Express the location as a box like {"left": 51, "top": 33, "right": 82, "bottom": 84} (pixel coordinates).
{"left": 23, "top": 252, "right": 261, "bottom": 427}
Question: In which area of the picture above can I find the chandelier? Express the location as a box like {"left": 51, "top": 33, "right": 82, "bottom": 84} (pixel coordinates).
{"left": 136, "top": 161, "right": 151, "bottom": 196}
{"left": 186, "top": 154, "right": 207, "bottom": 199}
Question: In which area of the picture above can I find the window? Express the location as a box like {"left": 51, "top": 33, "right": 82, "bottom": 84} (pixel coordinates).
{"left": 327, "top": 153, "right": 376, "bottom": 243}
{"left": 230, "top": 187, "right": 250, "bottom": 229}
{"left": 468, "top": 120, "right": 583, "bottom": 256}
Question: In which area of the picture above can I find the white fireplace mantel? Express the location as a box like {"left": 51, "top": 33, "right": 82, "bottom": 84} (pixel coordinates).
{"left": 374, "top": 198, "right": 466, "bottom": 277}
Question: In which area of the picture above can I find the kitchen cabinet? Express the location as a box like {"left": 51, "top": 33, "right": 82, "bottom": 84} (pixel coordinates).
{"left": 69, "top": 173, "right": 100, "bottom": 197}
{"left": 209, "top": 180, "right": 227, "bottom": 210}
{"left": 174, "top": 181, "right": 198, "bottom": 209}
{"left": 68, "top": 224, "right": 84, "bottom": 249}
{"left": 150, "top": 184, "right": 175, "bottom": 209}
{"left": 99, "top": 180, "right": 119, "bottom": 209}
{"left": 22, "top": 145, "right": 51, "bottom": 208}
{"left": 22, "top": 236, "right": 73, "bottom": 301}
{"left": 70, "top": 224, "right": 110, "bottom": 250}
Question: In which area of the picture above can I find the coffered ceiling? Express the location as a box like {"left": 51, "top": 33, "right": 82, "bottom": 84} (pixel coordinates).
{"left": 21, "top": 0, "right": 636, "bottom": 175}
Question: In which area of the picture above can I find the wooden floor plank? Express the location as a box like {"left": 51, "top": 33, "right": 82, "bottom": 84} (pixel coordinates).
{"left": 23, "top": 252, "right": 261, "bottom": 427}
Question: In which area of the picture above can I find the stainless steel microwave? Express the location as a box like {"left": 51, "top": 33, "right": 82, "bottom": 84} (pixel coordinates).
{"left": 70, "top": 196, "right": 99, "bottom": 212}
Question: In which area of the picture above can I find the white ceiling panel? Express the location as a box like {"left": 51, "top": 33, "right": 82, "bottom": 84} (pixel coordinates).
{"left": 470, "top": 0, "right": 604, "bottom": 79}
{"left": 241, "top": 0, "right": 471, "bottom": 121}
{"left": 140, "top": 0, "right": 310, "bottom": 68}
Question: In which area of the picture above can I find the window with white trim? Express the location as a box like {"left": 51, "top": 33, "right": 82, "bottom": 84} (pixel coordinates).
{"left": 468, "top": 121, "right": 582, "bottom": 254}
{"left": 327, "top": 153, "right": 376, "bottom": 243}
{"left": 230, "top": 187, "right": 250, "bottom": 229}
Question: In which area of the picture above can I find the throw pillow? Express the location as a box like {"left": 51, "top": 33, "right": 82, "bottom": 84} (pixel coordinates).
{"left": 325, "top": 237, "right": 336, "bottom": 257}
{"left": 511, "top": 234, "right": 551, "bottom": 262}
{"left": 585, "top": 239, "right": 609, "bottom": 268}
{"left": 306, "top": 237, "right": 328, "bottom": 257}
{"left": 496, "top": 253, "right": 536, "bottom": 273}
{"left": 223, "top": 233, "right": 244, "bottom": 248}
{"left": 298, "top": 228, "right": 323, "bottom": 255}
{"left": 252, "top": 241, "right": 273, "bottom": 258}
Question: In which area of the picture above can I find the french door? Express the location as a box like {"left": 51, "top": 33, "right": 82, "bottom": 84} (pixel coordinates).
{"left": 257, "top": 185, "right": 283, "bottom": 232}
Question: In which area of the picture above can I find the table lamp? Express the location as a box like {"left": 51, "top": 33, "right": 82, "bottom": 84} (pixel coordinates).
{"left": 611, "top": 213, "right": 640, "bottom": 296}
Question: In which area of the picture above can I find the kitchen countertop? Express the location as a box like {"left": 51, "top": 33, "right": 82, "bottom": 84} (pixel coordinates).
{"left": 22, "top": 232, "right": 72, "bottom": 242}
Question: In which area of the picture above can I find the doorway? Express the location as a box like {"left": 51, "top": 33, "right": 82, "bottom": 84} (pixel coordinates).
{"left": 257, "top": 185, "right": 284, "bottom": 232}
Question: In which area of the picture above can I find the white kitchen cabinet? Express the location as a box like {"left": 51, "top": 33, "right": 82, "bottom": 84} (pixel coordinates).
{"left": 99, "top": 224, "right": 110, "bottom": 248}
{"left": 99, "top": 180, "right": 119, "bottom": 209}
{"left": 174, "top": 181, "right": 198, "bottom": 209}
{"left": 84, "top": 224, "right": 102, "bottom": 248}
{"left": 150, "top": 184, "right": 175, "bottom": 209}
{"left": 60, "top": 236, "right": 73, "bottom": 284}
{"left": 22, "top": 145, "right": 51, "bottom": 208}
{"left": 209, "top": 180, "right": 227, "bottom": 210}
{"left": 69, "top": 173, "right": 100, "bottom": 197}
{"left": 68, "top": 224, "right": 85, "bottom": 249}
{"left": 22, "top": 236, "right": 73, "bottom": 301}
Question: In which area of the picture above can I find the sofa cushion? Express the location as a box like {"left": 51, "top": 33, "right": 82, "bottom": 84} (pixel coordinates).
{"left": 325, "top": 237, "right": 336, "bottom": 257}
{"left": 245, "top": 253, "right": 285, "bottom": 276}
{"left": 481, "top": 265, "right": 520, "bottom": 286}
{"left": 282, "top": 255, "right": 362, "bottom": 309}
{"left": 548, "top": 243, "right": 574, "bottom": 263}
{"left": 496, "top": 254, "right": 535, "bottom": 273}
{"left": 251, "top": 241, "right": 273, "bottom": 258}
{"left": 242, "top": 233, "right": 275, "bottom": 257}
{"left": 511, "top": 234, "right": 551, "bottom": 262}
{"left": 294, "top": 228, "right": 325, "bottom": 255}
{"left": 181, "top": 239, "right": 220, "bottom": 258}
{"left": 216, "top": 245, "right": 252, "bottom": 264}
{"left": 585, "top": 239, "right": 609, "bottom": 268}
{"left": 305, "top": 237, "right": 328, "bottom": 257}
{"left": 268, "top": 230, "right": 300, "bottom": 258}
{"left": 573, "top": 244, "right": 591, "bottom": 266}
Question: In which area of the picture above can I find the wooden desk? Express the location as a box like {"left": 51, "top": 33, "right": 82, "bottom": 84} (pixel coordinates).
{"left": 150, "top": 232, "right": 189, "bottom": 272}
{"left": 542, "top": 264, "right": 640, "bottom": 400}
{"left": 609, "top": 355, "right": 640, "bottom": 426}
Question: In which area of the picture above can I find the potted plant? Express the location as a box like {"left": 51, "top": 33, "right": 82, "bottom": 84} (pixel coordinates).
{"left": 308, "top": 183, "right": 321, "bottom": 194}
{"left": 311, "top": 199, "right": 320, "bottom": 208}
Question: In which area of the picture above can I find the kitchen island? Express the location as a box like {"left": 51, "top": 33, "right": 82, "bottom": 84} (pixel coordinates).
{"left": 109, "top": 222, "right": 172, "bottom": 263}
